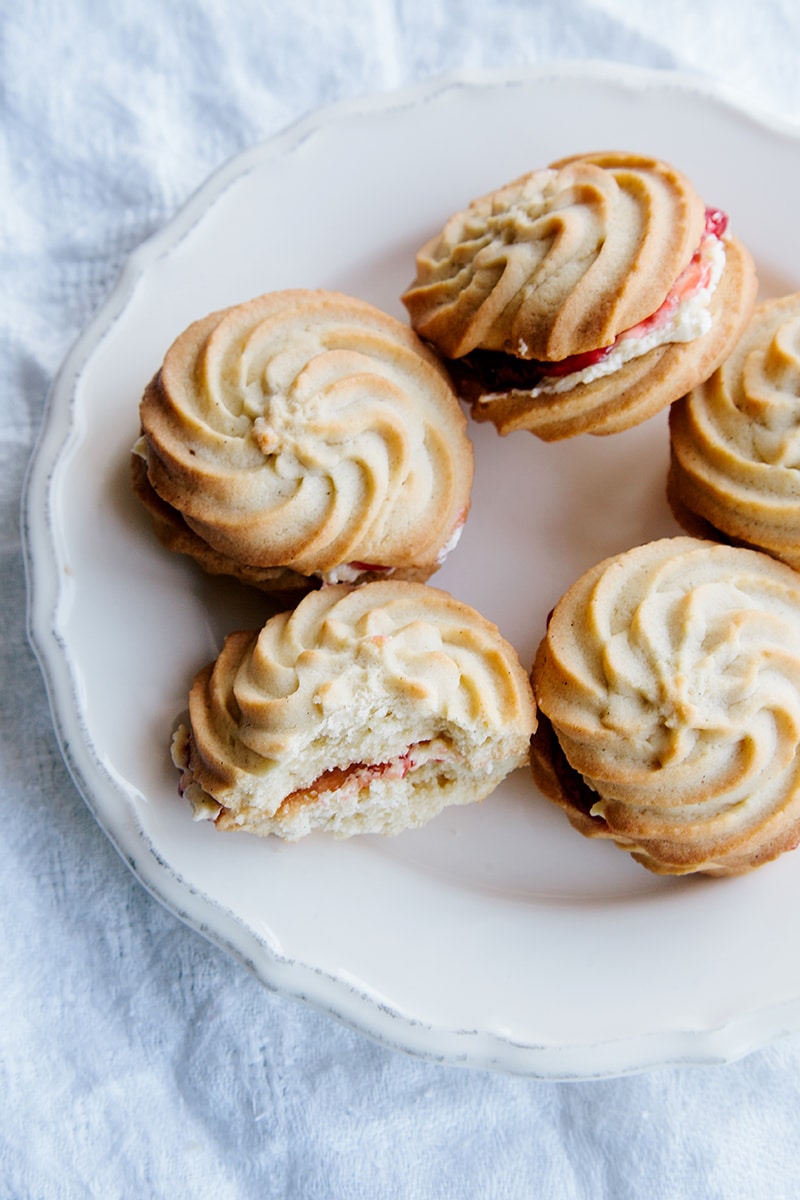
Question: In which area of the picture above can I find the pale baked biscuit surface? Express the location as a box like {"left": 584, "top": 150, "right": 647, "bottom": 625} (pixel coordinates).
{"left": 404, "top": 152, "right": 706, "bottom": 361}
{"left": 133, "top": 290, "right": 473, "bottom": 589}
{"left": 669, "top": 293, "right": 800, "bottom": 568}
{"left": 402, "top": 151, "right": 757, "bottom": 440}
{"left": 173, "top": 581, "right": 537, "bottom": 840}
{"left": 531, "top": 537, "right": 800, "bottom": 876}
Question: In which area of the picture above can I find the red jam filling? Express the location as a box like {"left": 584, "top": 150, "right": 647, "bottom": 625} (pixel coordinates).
{"left": 704, "top": 208, "right": 728, "bottom": 239}
{"left": 270, "top": 741, "right": 449, "bottom": 818}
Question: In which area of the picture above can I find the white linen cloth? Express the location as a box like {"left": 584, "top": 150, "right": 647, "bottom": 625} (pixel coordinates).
{"left": 4, "top": 1, "right": 800, "bottom": 1196}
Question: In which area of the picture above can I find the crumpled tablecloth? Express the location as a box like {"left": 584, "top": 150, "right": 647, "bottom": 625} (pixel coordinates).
{"left": 5, "top": 2, "right": 800, "bottom": 1196}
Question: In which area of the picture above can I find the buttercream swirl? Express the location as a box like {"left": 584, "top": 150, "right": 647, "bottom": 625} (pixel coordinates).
{"left": 532, "top": 537, "right": 800, "bottom": 875}
{"left": 402, "top": 152, "right": 706, "bottom": 362}
{"left": 669, "top": 293, "right": 800, "bottom": 568}
{"left": 137, "top": 290, "right": 473, "bottom": 579}
{"left": 177, "top": 581, "right": 536, "bottom": 838}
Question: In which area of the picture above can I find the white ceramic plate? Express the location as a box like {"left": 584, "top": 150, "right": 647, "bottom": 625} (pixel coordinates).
{"left": 25, "top": 64, "right": 800, "bottom": 1079}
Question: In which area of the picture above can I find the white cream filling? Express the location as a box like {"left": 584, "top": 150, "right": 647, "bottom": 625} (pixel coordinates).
{"left": 435, "top": 519, "right": 464, "bottom": 565}
{"left": 480, "top": 235, "right": 727, "bottom": 402}
{"left": 318, "top": 563, "right": 391, "bottom": 585}
{"left": 317, "top": 517, "right": 465, "bottom": 584}
{"left": 179, "top": 732, "right": 456, "bottom": 825}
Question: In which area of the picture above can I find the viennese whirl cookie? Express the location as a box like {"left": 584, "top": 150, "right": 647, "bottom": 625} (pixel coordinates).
{"left": 531, "top": 537, "right": 800, "bottom": 876}
{"left": 173, "top": 581, "right": 537, "bottom": 840}
{"left": 669, "top": 292, "right": 800, "bottom": 568}
{"left": 133, "top": 289, "right": 474, "bottom": 592}
{"left": 402, "top": 152, "right": 757, "bottom": 440}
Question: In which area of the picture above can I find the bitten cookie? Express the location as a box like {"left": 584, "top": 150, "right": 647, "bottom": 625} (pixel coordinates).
{"left": 402, "top": 151, "right": 757, "bottom": 440}
{"left": 132, "top": 289, "right": 473, "bottom": 592}
{"left": 172, "top": 580, "right": 537, "bottom": 840}
{"left": 530, "top": 537, "right": 800, "bottom": 876}
{"left": 669, "top": 292, "right": 800, "bottom": 569}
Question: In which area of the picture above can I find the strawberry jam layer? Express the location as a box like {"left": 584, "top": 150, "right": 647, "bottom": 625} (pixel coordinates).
{"left": 229, "top": 738, "right": 453, "bottom": 825}
{"left": 451, "top": 208, "right": 728, "bottom": 399}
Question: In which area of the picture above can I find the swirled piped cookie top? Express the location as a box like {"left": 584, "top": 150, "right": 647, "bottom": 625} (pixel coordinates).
{"left": 133, "top": 289, "right": 474, "bottom": 590}
{"left": 402, "top": 152, "right": 757, "bottom": 440}
{"left": 669, "top": 293, "right": 800, "bottom": 569}
{"left": 173, "top": 581, "right": 537, "bottom": 840}
{"left": 531, "top": 537, "right": 800, "bottom": 876}
{"left": 404, "top": 151, "right": 706, "bottom": 360}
